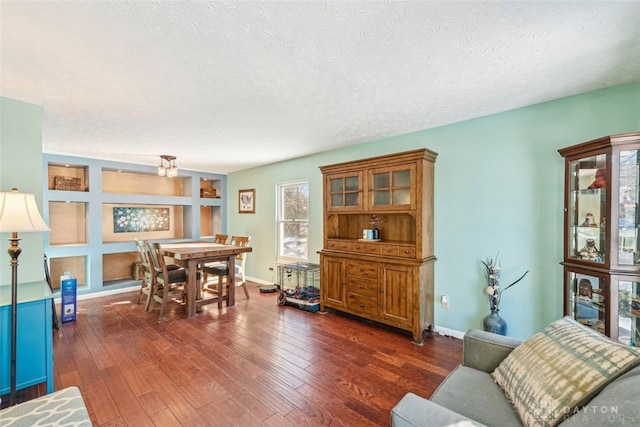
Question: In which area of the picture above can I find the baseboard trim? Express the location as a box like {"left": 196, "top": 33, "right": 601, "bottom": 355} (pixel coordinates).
{"left": 433, "top": 325, "right": 465, "bottom": 340}
{"left": 54, "top": 276, "right": 269, "bottom": 304}
{"left": 54, "top": 280, "right": 466, "bottom": 342}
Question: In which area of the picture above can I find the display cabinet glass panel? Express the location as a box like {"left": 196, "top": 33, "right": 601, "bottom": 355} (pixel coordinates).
{"left": 568, "top": 154, "right": 606, "bottom": 264}
{"left": 617, "top": 150, "right": 640, "bottom": 266}
{"left": 568, "top": 270, "right": 606, "bottom": 335}
{"left": 618, "top": 280, "right": 640, "bottom": 346}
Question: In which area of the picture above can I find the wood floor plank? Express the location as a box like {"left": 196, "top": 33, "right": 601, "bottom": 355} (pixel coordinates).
{"left": 3, "top": 282, "right": 462, "bottom": 426}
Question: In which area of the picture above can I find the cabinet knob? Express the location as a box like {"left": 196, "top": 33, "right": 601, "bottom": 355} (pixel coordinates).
{"left": 404, "top": 250, "right": 410, "bottom": 254}
{"left": 359, "top": 267, "right": 364, "bottom": 271}
{"left": 359, "top": 285, "right": 364, "bottom": 289}
{"left": 379, "top": 289, "right": 384, "bottom": 293}
{"left": 386, "top": 248, "right": 392, "bottom": 252}
{"left": 359, "top": 304, "right": 365, "bottom": 307}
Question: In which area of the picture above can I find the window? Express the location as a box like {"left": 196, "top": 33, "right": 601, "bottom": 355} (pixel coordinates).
{"left": 277, "top": 180, "right": 309, "bottom": 262}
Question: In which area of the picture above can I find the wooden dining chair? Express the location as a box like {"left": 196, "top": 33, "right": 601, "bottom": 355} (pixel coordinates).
{"left": 197, "top": 234, "right": 229, "bottom": 296}
{"left": 213, "top": 234, "right": 228, "bottom": 244}
{"left": 146, "top": 242, "right": 189, "bottom": 321}
{"left": 202, "top": 235, "right": 251, "bottom": 307}
{"left": 134, "top": 239, "right": 155, "bottom": 311}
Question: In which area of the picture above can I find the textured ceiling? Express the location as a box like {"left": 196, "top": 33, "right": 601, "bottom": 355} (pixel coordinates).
{"left": 1, "top": 1, "right": 639, "bottom": 174}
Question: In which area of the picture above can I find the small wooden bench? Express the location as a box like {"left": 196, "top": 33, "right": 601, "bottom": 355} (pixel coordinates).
{"left": 0, "top": 386, "right": 91, "bottom": 426}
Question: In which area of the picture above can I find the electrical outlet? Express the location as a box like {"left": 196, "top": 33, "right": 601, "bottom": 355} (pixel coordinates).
{"left": 440, "top": 295, "right": 449, "bottom": 309}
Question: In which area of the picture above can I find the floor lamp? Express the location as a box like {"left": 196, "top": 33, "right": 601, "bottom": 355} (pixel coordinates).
{"left": 0, "top": 188, "right": 50, "bottom": 406}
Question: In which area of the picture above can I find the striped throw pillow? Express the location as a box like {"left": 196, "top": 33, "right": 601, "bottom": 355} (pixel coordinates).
{"left": 492, "top": 316, "right": 640, "bottom": 427}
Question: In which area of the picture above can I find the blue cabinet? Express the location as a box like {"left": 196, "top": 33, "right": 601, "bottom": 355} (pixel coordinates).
{"left": 0, "top": 281, "right": 53, "bottom": 395}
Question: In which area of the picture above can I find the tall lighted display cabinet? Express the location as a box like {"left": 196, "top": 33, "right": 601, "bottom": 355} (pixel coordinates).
{"left": 559, "top": 132, "right": 640, "bottom": 346}
{"left": 319, "top": 148, "right": 437, "bottom": 343}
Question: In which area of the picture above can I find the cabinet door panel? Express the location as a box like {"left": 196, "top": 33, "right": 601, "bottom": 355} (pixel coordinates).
{"left": 326, "top": 172, "right": 363, "bottom": 212}
{"left": 322, "top": 257, "right": 347, "bottom": 308}
{"left": 379, "top": 263, "right": 413, "bottom": 326}
{"left": 368, "top": 164, "right": 416, "bottom": 211}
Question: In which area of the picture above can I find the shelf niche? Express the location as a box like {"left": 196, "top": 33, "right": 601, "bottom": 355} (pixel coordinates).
{"left": 103, "top": 252, "right": 139, "bottom": 285}
{"left": 200, "top": 205, "right": 222, "bottom": 238}
{"left": 48, "top": 201, "right": 88, "bottom": 246}
{"left": 200, "top": 178, "right": 222, "bottom": 199}
{"left": 102, "top": 169, "right": 187, "bottom": 196}
{"left": 49, "top": 256, "right": 86, "bottom": 290}
{"left": 48, "top": 163, "right": 88, "bottom": 191}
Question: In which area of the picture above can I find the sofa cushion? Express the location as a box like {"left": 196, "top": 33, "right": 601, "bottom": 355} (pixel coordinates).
{"left": 431, "top": 365, "right": 522, "bottom": 426}
{"left": 559, "top": 363, "right": 640, "bottom": 425}
{"left": 492, "top": 316, "right": 640, "bottom": 427}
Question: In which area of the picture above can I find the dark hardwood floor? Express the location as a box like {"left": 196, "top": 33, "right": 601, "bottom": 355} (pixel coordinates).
{"left": 4, "top": 282, "right": 462, "bottom": 426}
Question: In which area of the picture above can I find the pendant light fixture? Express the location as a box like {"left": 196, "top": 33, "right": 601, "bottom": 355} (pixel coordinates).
{"left": 158, "top": 155, "right": 178, "bottom": 178}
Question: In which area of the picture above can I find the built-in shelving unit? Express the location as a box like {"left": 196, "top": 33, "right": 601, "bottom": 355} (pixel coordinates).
{"left": 43, "top": 154, "right": 226, "bottom": 295}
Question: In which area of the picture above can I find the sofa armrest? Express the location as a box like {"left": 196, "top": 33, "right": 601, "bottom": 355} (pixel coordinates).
{"left": 391, "top": 392, "right": 487, "bottom": 427}
{"left": 463, "top": 329, "right": 523, "bottom": 373}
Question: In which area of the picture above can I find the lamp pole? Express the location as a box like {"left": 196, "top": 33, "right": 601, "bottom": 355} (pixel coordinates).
{"left": 7, "top": 231, "right": 22, "bottom": 406}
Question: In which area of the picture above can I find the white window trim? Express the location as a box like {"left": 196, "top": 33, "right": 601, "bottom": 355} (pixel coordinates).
{"left": 276, "top": 179, "right": 309, "bottom": 264}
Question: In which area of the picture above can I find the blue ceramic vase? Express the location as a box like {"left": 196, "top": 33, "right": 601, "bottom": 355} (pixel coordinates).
{"left": 483, "top": 310, "right": 507, "bottom": 335}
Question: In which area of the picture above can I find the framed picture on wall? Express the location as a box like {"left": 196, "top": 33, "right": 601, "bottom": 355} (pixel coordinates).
{"left": 239, "top": 189, "right": 255, "bottom": 213}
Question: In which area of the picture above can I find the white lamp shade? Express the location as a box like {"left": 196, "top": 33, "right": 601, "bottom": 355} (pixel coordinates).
{"left": 0, "top": 190, "right": 50, "bottom": 232}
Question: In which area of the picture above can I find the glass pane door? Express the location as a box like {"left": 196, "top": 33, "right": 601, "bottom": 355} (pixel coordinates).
{"left": 618, "top": 150, "right": 640, "bottom": 266}
{"left": 618, "top": 280, "right": 639, "bottom": 346}
{"left": 569, "top": 271, "right": 606, "bottom": 335}
{"left": 569, "top": 154, "right": 606, "bottom": 263}
{"left": 328, "top": 175, "right": 360, "bottom": 209}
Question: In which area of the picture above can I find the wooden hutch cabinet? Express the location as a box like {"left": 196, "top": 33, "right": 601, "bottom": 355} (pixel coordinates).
{"left": 319, "top": 148, "right": 437, "bottom": 343}
{"left": 559, "top": 132, "right": 640, "bottom": 346}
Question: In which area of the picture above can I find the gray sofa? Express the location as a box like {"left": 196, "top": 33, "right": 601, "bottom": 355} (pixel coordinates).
{"left": 391, "top": 329, "right": 640, "bottom": 426}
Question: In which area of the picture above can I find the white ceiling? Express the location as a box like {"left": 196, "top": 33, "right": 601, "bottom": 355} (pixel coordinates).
{"left": 1, "top": 1, "right": 639, "bottom": 174}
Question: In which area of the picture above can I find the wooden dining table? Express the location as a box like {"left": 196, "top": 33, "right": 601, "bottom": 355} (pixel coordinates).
{"left": 161, "top": 242, "right": 252, "bottom": 317}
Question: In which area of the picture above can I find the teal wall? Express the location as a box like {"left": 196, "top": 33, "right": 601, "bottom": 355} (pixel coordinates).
{"left": 228, "top": 82, "right": 640, "bottom": 339}
{"left": 0, "top": 97, "right": 46, "bottom": 285}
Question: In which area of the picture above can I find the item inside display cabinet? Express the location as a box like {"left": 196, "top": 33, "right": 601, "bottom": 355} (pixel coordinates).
{"left": 579, "top": 239, "right": 603, "bottom": 262}
{"left": 580, "top": 213, "right": 598, "bottom": 227}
